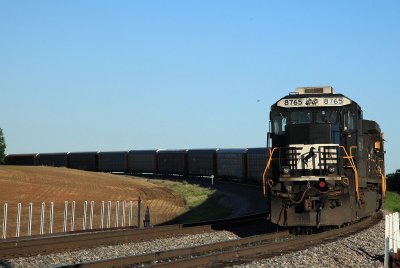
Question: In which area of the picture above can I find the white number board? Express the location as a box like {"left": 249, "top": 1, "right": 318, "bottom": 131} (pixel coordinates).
{"left": 277, "top": 97, "right": 351, "bottom": 108}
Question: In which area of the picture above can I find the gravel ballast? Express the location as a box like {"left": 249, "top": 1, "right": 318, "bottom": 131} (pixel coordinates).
{"left": 2, "top": 231, "right": 240, "bottom": 268}
{"left": 233, "top": 218, "right": 385, "bottom": 268}
{"left": 1, "top": 218, "right": 386, "bottom": 268}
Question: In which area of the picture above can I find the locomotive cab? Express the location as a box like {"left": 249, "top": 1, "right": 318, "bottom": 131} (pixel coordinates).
{"left": 265, "top": 86, "right": 385, "bottom": 227}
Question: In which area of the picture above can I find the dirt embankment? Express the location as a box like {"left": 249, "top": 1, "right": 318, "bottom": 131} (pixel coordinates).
{"left": 0, "top": 166, "right": 185, "bottom": 237}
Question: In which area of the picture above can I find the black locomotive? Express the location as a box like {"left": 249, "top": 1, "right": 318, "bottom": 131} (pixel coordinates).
{"left": 264, "top": 86, "right": 385, "bottom": 227}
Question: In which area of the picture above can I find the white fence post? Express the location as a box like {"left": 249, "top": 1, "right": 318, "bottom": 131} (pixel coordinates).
{"left": 397, "top": 212, "right": 400, "bottom": 252}
{"left": 394, "top": 212, "right": 399, "bottom": 254}
{"left": 16, "top": 203, "right": 21, "bottom": 238}
{"left": 100, "top": 201, "right": 105, "bottom": 229}
{"left": 107, "top": 201, "right": 111, "bottom": 228}
{"left": 385, "top": 214, "right": 389, "bottom": 268}
{"left": 385, "top": 237, "right": 390, "bottom": 268}
{"left": 71, "top": 201, "right": 76, "bottom": 231}
{"left": 390, "top": 214, "right": 394, "bottom": 254}
{"left": 2, "top": 203, "right": 8, "bottom": 239}
{"left": 40, "top": 202, "right": 45, "bottom": 235}
{"left": 28, "top": 203, "right": 33, "bottom": 236}
{"left": 63, "top": 201, "right": 68, "bottom": 233}
{"left": 122, "top": 201, "right": 126, "bottom": 227}
{"left": 83, "top": 201, "right": 88, "bottom": 231}
{"left": 90, "top": 201, "right": 94, "bottom": 230}
{"left": 49, "top": 202, "right": 54, "bottom": 234}
{"left": 115, "top": 201, "right": 120, "bottom": 228}
{"left": 385, "top": 212, "right": 400, "bottom": 268}
{"left": 129, "top": 201, "right": 133, "bottom": 227}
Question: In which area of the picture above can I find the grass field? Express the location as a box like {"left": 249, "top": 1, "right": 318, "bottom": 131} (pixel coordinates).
{"left": 157, "top": 180, "right": 231, "bottom": 223}
{"left": 383, "top": 191, "right": 400, "bottom": 212}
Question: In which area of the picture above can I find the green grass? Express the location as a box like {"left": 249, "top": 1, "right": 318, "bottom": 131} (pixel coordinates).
{"left": 157, "top": 180, "right": 232, "bottom": 223}
{"left": 383, "top": 191, "right": 400, "bottom": 212}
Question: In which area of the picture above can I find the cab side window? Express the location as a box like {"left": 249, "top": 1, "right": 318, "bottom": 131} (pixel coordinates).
{"left": 344, "top": 111, "right": 356, "bottom": 131}
{"left": 273, "top": 115, "right": 287, "bottom": 135}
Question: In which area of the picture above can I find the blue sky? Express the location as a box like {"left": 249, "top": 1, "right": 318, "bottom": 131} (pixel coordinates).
{"left": 1, "top": 1, "right": 399, "bottom": 173}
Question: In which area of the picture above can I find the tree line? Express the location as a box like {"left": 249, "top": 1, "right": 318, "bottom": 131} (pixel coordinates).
{"left": 386, "top": 172, "right": 400, "bottom": 192}
{"left": 0, "top": 128, "right": 5, "bottom": 164}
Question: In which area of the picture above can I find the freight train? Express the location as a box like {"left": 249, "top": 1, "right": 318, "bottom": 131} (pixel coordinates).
{"left": 263, "top": 86, "right": 386, "bottom": 227}
{"left": 4, "top": 86, "right": 385, "bottom": 228}
{"left": 4, "top": 148, "right": 267, "bottom": 182}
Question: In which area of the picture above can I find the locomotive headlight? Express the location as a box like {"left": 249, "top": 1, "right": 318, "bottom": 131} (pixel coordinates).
{"left": 281, "top": 166, "right": 290, "bottom": 175}
{"left": 328, "top": 166, "right": 336, "bottom": 174}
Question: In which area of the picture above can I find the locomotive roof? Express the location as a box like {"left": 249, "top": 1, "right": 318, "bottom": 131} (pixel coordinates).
{"left": 295, "top": 86, "right": 335, "bottom": 94}
{"left": 273, "top": 86, "right": 359, "bottom": 109}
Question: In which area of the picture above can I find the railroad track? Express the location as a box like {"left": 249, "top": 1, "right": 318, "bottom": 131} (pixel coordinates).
{"left": 63, "top": 211, "right": 383, "bottom": 268}
{"left": 0, "top": 213, "right": 268, "bottom": 260}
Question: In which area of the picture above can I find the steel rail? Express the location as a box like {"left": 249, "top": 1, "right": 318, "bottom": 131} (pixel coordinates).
{"left": 63, "top": 230, "right": 290, "bottom": 268}
{"left": 151, "top": 212, "right": 383, "bottom": 268}
{"left": 68, "top": 211, "right": 383, "bottom": 268}
{"left": 0, "top": 213, "right": 267, "bottom": 259}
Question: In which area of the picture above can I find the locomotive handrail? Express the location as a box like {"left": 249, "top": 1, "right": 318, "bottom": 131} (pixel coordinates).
{"left": 339, "top": 146, "right": 359, "bottom": 201}
{"left": 349, "top": 146, "right": 357, "bottom": 158}
{"left": 371, "top": 157, "right": 386, "bottom": 198}
{"left": 377, "top": 160, "right": 386, "bottom": 198}
{"left": 380, "top": 160, "right": 386, "bottom": 198}
{"left": 262, "top": 147, "right": 278, "bottom": 196}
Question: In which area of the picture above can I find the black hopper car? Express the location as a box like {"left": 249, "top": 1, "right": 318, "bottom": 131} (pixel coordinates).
{"left": 264, "top": 86, "right": 385, "bottom": 227}
{"left": 4, "top": 148, "right": 267, "bottom": 182}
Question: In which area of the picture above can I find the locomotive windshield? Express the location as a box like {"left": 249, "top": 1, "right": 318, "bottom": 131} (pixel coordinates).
{"left": 290, "top": 110, "right": 337, "bottom": 124}
{"left": 272, "top": 109, "right": 338, "bottom": 135}
{"left": 315, "top": 110, "right": 337, "bottom": 123}
{"left": 290, "top": 111, "right": 312, "bottom": 124}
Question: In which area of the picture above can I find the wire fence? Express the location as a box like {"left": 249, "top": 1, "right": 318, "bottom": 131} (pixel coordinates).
{"left": 1, "top": 198, "right": 146, "bottom": 240}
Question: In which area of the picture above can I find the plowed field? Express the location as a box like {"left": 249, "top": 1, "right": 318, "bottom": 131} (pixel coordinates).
{"left": 0, "top": 166, "right": 185, "bottom": 238}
